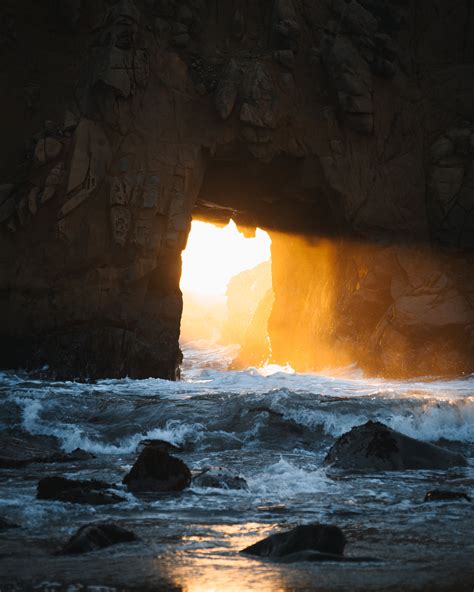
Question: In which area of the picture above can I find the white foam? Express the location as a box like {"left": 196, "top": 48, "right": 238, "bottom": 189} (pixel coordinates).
{"left": 247, "top": 457, "right": 331, "bottom": 499}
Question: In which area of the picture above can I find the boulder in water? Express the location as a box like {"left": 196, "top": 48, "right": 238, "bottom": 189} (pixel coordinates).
{"left": 324, "top": 421, "right": 467, "bottom": 471}
{"left": 192, "top": 467, "right": 248, "bottom": 490}
{"left": 59, "top": 522, "right": 138, "bottom": 554}
{"left": 424, "top": 489, "right": 471, "bottom": 502}
{"left": 0, "top": 430, "right": 94, "bottom": 468}
{"left": 37, "top": 476, "right": 125, "bottom": 505}
{"left": 241, "top": 524, "right": 346, "bottom": 558}
{"left": 123, "top": 446, "right": 191, "bottom": 493}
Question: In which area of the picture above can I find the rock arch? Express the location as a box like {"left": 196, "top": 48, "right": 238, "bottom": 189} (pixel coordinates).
{"left": 0, "top": 0, "right": 473, "bottom": 379}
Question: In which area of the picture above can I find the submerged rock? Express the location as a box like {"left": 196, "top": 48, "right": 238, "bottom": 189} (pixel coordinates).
{"left": 59, "top": 522, "right": 138, "bottom": 554}
{"left": 37, "top": 476, "right": 125, "bottom": 505}
{"left": 0, "top": 430, "right": 94, "bottom": 468}
{"left": 424, "top": 489, "right": 471, "bottom": 502}
{"left": 242, "top": 524, "right": 346, "bottom": 558}
{"left": 324, "top": 421, "right": 467, "bottom": 471}
{"left": 192, "top": 467, "right": 248, "bottom": 490}
{"left": 123, "top": 446, "right": 191, "bottom": 493}
{"left": 0, "top": 516, "right": 19, "bottom": 529}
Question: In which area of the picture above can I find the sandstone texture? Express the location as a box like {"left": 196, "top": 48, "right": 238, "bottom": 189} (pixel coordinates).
{"left": 0, "top": 1, "right": 473, "bottom": 379}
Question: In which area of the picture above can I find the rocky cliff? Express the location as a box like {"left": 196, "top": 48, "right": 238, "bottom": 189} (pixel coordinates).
{"left": 0, "top": 0, "right": 473, "bottom": 379}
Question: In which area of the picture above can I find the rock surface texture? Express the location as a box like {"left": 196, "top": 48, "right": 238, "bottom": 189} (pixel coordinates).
{"left": 242, "top": 524, "right": 346, "bottom": 559}
{"left": 324, "top": 421, "right": 468, "bottom": 471}
{"left": 0, "top": 1, "right": 473, "bottom": 379}
{"left": 123, "top": 445, "right": 191, "bottom": 493}
{"left": 59, "top": 522, "right": 138, "bottom": 554}
{"left": 37, "top": 476, "right": 125, "bottom": 505}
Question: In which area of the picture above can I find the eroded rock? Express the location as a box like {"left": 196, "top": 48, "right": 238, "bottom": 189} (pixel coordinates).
{"left": 324, "top": 421, "right": 468, "bottom": 471}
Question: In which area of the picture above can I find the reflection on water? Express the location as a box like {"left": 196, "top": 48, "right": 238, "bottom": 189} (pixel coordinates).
{"left": 165, "top": 524, "right": 288, "bottom": 592}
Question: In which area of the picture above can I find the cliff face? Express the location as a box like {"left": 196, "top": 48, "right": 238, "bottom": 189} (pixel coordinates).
{"left": 0, "top": 0, "right": 473, "bottom": 379}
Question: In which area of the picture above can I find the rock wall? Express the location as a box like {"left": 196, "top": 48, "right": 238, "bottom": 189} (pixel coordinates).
{"left": 0, "top": 0, "right": 473, "bottom": 379}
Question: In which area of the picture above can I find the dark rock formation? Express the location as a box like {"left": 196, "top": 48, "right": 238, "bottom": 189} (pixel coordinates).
{"left": 59, "top": 522, "right": 138, "bottom": 555}
{"left": 37, "top": 476, "right": 126, "bottom": 505}
{"left": 0, "top": 1, "right": 473, "bottom": 379}
{"left": 192, "top": 467, "right": 248, "bottom": 490}
{"left": 424, "top": 490, "right": 471, "bottom": 502}
{"left": 0, "top": 430, "right": 94, "bottom": 468}
{"left": 123, "top": 445, "right": 191, "bottom": 493}
{"left": 242, "top": 524, "right": 346, "bottom": 558}
{"left": 0, "top": 516, "right": 19, "bottom": 529}
{"left": 324, "top": 421, "right": 468, "bottom": 471}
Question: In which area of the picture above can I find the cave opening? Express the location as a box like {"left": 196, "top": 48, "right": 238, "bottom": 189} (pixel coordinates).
{"left": 179, "top": 219, "right": 274, "bottom": 369}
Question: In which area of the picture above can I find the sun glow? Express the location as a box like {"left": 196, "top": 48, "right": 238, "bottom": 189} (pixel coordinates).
{"left": 180, "top": 220, "right": 271, "bottom": 297}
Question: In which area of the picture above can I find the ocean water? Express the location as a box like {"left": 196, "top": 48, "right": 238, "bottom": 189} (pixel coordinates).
{"left": 0, "top": 340, "right": 473, "bottom": 591}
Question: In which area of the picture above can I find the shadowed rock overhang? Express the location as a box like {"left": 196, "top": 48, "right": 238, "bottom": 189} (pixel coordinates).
{"left": 0, "top": 0, "right": 473, "bottom": 380}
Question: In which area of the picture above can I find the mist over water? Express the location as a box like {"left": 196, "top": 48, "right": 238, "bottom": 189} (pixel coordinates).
{"left": 0, "top": 341, "right": 473, "bottom": 591}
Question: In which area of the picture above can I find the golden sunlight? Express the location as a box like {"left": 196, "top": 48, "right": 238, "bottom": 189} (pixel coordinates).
{"left": 180, "top": 220, "right": 271, "bottom": 297}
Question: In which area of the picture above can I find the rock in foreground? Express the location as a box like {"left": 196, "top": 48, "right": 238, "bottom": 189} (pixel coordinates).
{"left": 192, "top": 467, "right": 248, "bottom": 490}
{"left": 324, "top": 421, "right": 467, "bottom": 471}
{"left": 59, "top": 522, "right": 138, "bottom": 555}
{"left": 123, "top": 446, "right": 191, "bottom": 493}
{"left": 242, "top": 524, "right": 346, "bottom": 558}
{"left": 424, "top": 489, "right": 471, "bottom": 502}
{"left": 37, "top": 476, "right": 125, "bottom": 505}
{"left": 0, "top": 430, "right": 94, "bottom": 468}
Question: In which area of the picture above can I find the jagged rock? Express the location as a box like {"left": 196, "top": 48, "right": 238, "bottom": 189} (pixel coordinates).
{"left": 333, "top": 0, "right": 378, "bottom": 36}
{"left": 59, "top": 522, "right": 138, "bottom": 554}
{"left": 123, "top": 445, "right": 191, "bottom": 493}
{"left": 242, "top": 524, "right": 346, "bottom": 558}
{"left": 34, "top": 137, "right": 63, "bottom": 166}
{"left": 0, "top": 430, "right": 94, "bottom": 468}
{"left": 215, "top": 60, "right": 240, "bottom": 120}
{"left": 37, "top": 476, "right": 125, "bottom": 505}
{"left": 324, "top": 421, "right": 468, "bottom": 471}
{"left": 424, "top": 490, "right": 471, "bottom": 502}
{"left": 192, "top": 467, "right": 248, "bottom": 490}
{"left": 240, "top": 62, "right": 277, "bottom": 129}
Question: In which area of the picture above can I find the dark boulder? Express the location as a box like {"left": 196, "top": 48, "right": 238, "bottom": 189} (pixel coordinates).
{"left": 241, "top": 524, "right": 346, "bottom": 558}
{"left": 424, "top": 489, "right": 471, "bottom": 502}
{"left": 37, "top": 476, "right": 125, "bottom": 505}
{"left": 0, "top": 430, "right": 94, "bottom": 468}
{"left": 324, "top": 421, "right": 467, "bottom": 471}
{"left": 192, "top": 467, "right": 248, "bottom": 490}
{"left": 123, "top": 446, "right": 191, "bottom": 493}
{"left": 0, "top": 516, "right": 19, "bottom": 529}
{"left": 59, "top": 522, "right": 138, "bottom": 554}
